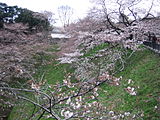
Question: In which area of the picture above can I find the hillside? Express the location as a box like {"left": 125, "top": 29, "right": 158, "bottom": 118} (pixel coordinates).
{"left": 1, "top": 1, "right": 160, "bottom": 120}
{"left": 1, "top": 20, "right": 160, "bottom": 120}
{"left": 99, "top": 48, "right": 160, "bottom": 119}
{"left": 7, "top": 40, "right": 160, "bottom": 120}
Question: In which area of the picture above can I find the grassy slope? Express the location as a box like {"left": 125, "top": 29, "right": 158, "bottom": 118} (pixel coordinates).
{"left": 82, "top": 43, "right": 160, "bottom": 119}
{"left": 98, "top": 49, "right": 160, "bottom": 120}
{"left": 8, "top": 44, "right": 160, "bottom": 120}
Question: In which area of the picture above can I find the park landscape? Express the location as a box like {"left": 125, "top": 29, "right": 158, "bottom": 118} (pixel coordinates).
{"left": 0, "top": 0, "right": 160, "bottom": 120}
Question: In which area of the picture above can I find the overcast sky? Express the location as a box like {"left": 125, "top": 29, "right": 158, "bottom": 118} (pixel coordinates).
{"left": 0, "top": 0, "right": 93, "bottom": 26}
{"left": 1, "top": 0, "right": 160, "bottom": 26}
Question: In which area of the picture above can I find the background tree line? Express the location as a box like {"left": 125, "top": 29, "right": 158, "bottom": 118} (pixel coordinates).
{"left": 0, "top": 2, "right": 50, "bottom": 30}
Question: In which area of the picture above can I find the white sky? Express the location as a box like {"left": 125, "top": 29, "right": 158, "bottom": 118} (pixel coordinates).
{"left": 0, "top": 0, "right": 93, "bottom": 26}
{"left": 1, "top": 0, "right": 160, "bottom": 26}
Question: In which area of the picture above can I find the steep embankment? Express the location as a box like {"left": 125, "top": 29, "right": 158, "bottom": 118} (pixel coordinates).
{"left": 57, "top": 38, "right": 160, "bottom": 119}
{"left": 98, "top": 48, "right": 160, "bottom": 119}
{"left": 75, "top": 41, "right": 160, "bottom": 119}
{"left": 8, "top": 41, "right": 160, "bottom": 119}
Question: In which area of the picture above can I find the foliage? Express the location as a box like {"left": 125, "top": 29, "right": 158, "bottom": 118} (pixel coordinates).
{"left": 0, "top": 2, "right": 50, "bottom": 30}
{"left": 15, "top": 9, "right": 49, "bottom": 30}
{"left": 0, "top": 3, "right": 18, "bottom": 28}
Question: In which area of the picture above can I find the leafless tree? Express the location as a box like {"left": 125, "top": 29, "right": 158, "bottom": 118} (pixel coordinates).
{"left": 90, "top": 0, "right": 158, "bottom": 33}
{"left": 57, "top": 5, "right": 74, "bottom": 28}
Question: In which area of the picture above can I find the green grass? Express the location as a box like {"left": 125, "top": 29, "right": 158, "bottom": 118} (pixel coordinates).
{"left": 9, "top": 101, "right": 56, "bottom": 120}
{"left": 82, "top": 42, "right": 109, "bottom": 57}
{"left": 98, "top": 49, "right": 160, "bottom": 119}
{"left": 32, "top": 44, "right": 75, "bottom": 85}
{"left": 34, "top": 61, "right": 74, "bottom": 84}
